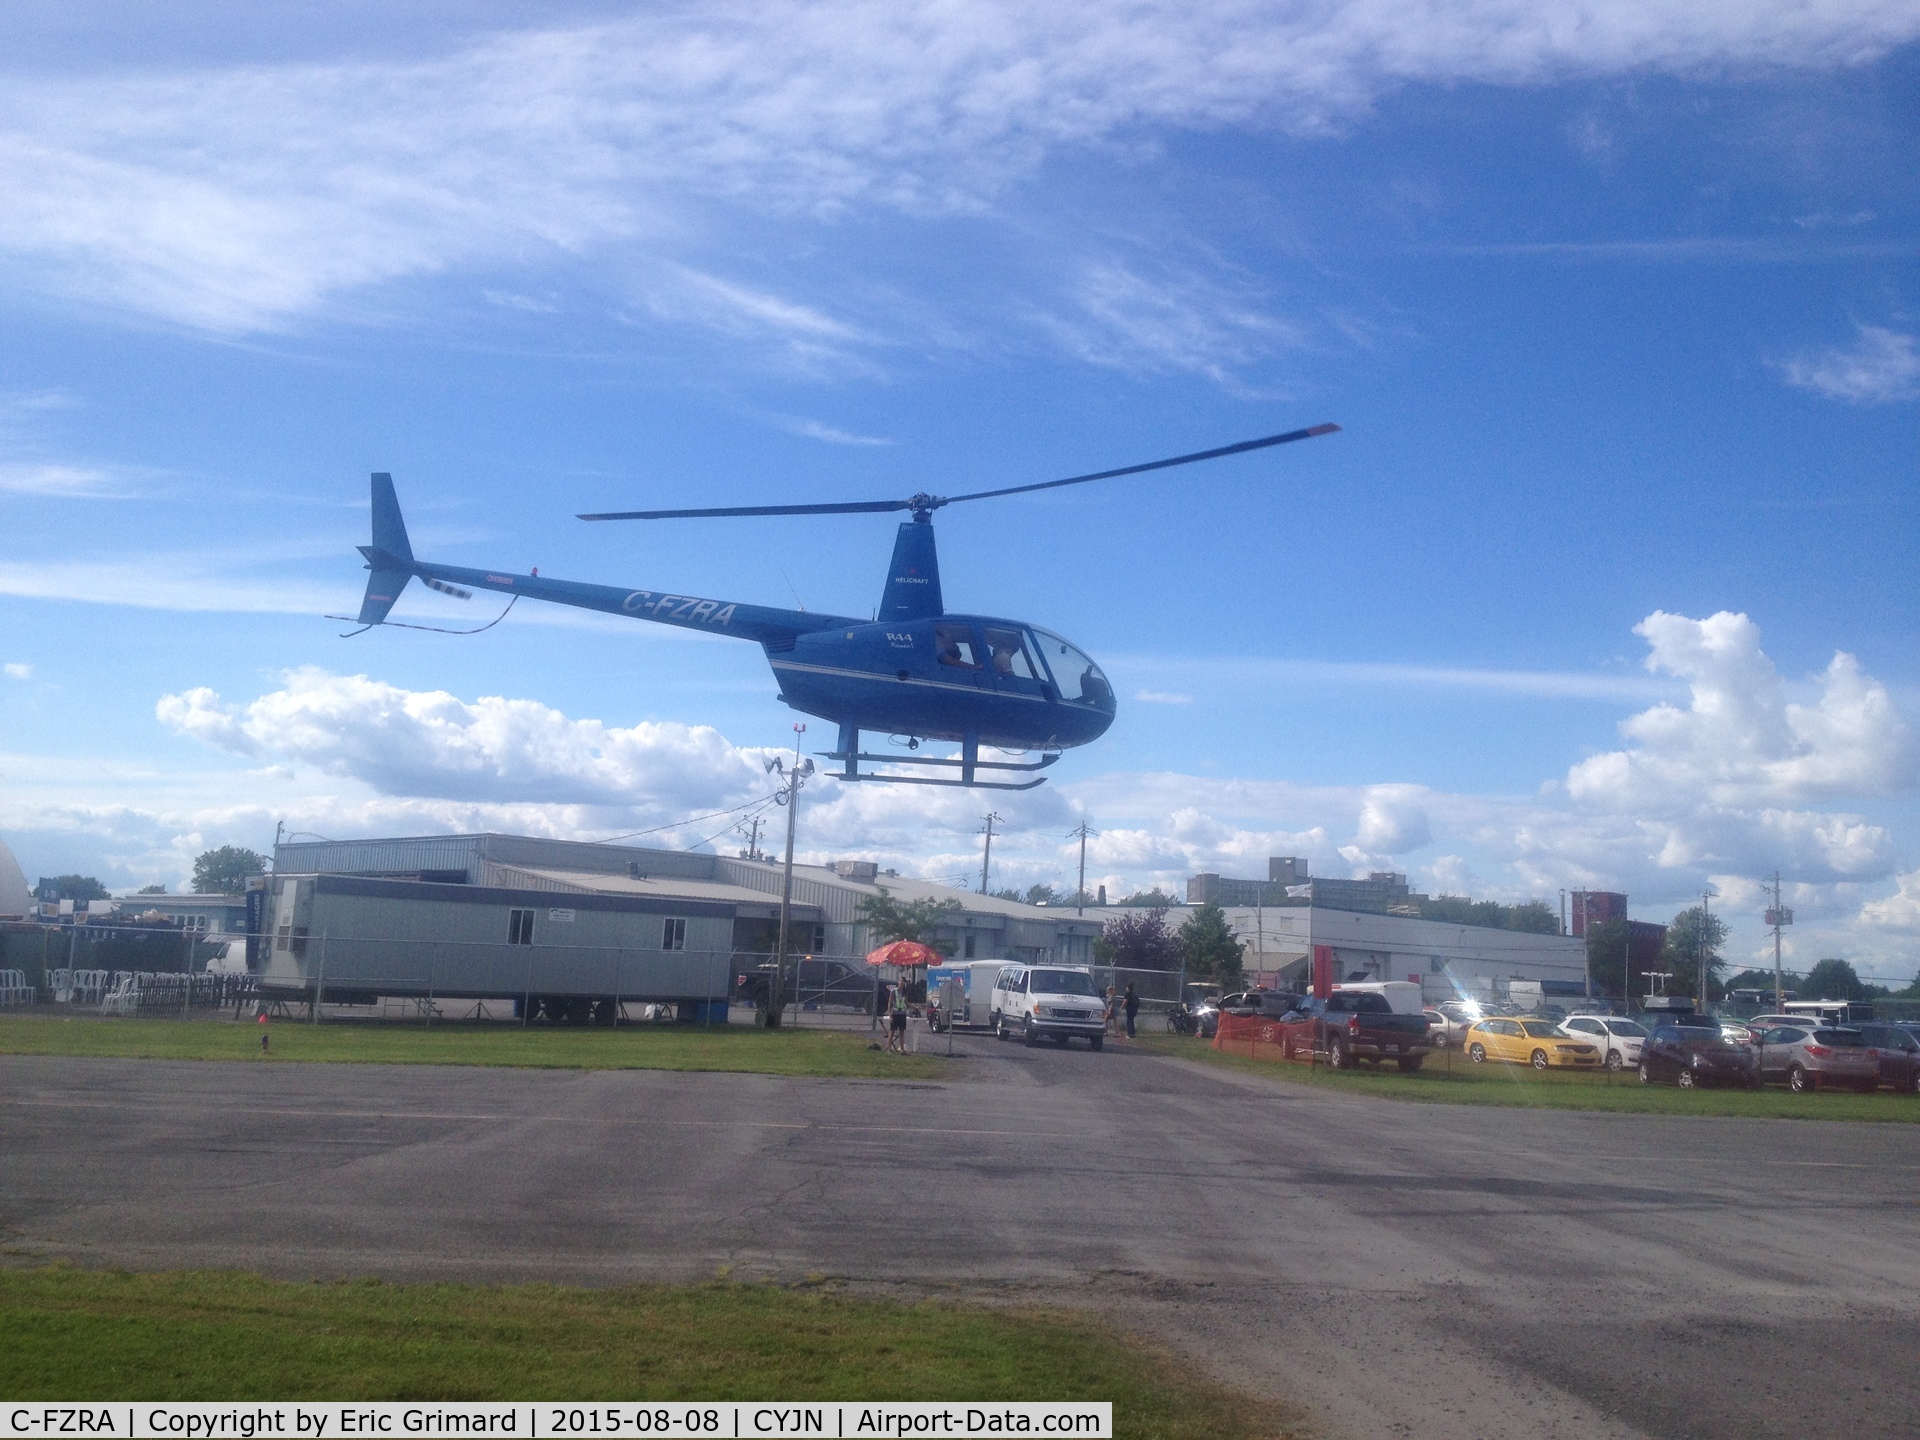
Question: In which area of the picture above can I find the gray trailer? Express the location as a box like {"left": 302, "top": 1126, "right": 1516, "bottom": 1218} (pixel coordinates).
{"left": 258, "top": 873, "right": 733, "bottom": 1021}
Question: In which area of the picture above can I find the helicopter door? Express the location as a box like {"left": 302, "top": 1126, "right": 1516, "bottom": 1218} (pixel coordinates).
{"left": 980, "top": 626, "right": 1048, "bottom": 702}
{"left": 933, "top": 622, "right": 988, "bottom": 686}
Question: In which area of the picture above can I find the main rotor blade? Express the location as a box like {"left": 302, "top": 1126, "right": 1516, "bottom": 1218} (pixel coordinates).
{"left": 942, "top": 423, "right": 1339, "bottom": 506}
{"left": 579, "top": 498, "right": 912, "bottom": 522}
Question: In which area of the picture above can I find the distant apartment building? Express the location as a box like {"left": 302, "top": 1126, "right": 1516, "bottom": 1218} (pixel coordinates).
{"left": 1188, "top": 857, "right": 1427, "bottom": 915}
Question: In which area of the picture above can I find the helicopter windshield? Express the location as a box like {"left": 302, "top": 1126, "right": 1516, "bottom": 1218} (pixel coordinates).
{"left": 1030, "top": 628, "right": 1114, "bottom": 710}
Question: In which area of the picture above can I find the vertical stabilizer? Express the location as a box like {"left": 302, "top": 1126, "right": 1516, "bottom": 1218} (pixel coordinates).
{"left": 878, "top": 518, "right": 943, "bottom": 622}
{"left": 355, "top": 472, "right": 415, "bottom": 625}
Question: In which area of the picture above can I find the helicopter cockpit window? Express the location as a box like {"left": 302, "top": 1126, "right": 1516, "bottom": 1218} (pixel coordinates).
{"left": 935, "top": 623, "right": 981, "bottom": 669}
{"left": 1031, "top": 629, "right": 1114, "bottom": 709}
{"left": 981, "top": 627, "right": 1038, "bottom": 681}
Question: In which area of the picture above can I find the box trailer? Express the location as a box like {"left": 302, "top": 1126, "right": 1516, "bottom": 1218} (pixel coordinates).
{"left": 926, "top": 960, "right": 1007, "bottom": 1030}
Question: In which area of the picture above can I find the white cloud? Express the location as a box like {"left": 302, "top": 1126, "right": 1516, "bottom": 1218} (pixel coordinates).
{"left": 1133, "top": 690, "right": 1193, "bottom": 705}
{"left": 1861, "top": 870, "right": 1920, "bottom": 932}
{"left": 0, "top": 462, "right": 134, "bottom": 497}
{"left": 777, "top": 417, "right": 894, "bottom": 447}
{"left": 3, "top": 663, "right": 29, "bottom": 680}
{"left": 2, "top": 2, "right": 1915, "bottom": 332}
{"left": 1567, "top": 611, "right": 1916, "bottom": 812}
{"left": 158, "top": 667, "right": 773, "bottom": 808}
{"left": 1037, "top": 259, "right": 1304, "bottom": 383}
{"left": 1780, "top": 324, "right": 1920, "bottom": 403}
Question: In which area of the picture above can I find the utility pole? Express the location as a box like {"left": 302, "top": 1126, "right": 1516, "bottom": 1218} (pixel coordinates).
{"left": 1698, "top": 886, "right": 1716, "bottom": 1012}
{"left": 979, "top": 811, "right": 1002, "bottom": 895}
{"left": 1069, "top": 821, "right": 1097, "bottom": 915}
{"left": 740, "top": 813, "right": 763, "bottom": 861}
{"left": 1765, "top": 871, "right": 1793, "bottom": 1007}
{"left": 764, "top": 724, "right": 814, "bottom": 1030}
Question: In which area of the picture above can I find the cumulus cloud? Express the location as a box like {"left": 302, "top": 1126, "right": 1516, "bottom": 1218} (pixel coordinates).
{"left": 2, "top": 2, "right": 1916, "bottom": 333}
{"left": 158, "top": 667, "right": 771, "bottom": 808}
{"left": 1780, "top": 324, "right": 1920, "bottom": 403}
{"left": 1861, "top": 870, "right": 1920, "bottom": 931}
{"left": 1569, "top": 611, "right": 1915, "bottom": 810}
{"left": 3, "top": 663, "right": 30, "bottom": 680}
{"left": 1561, "top": 612, "right": 1912, "bottom": 882}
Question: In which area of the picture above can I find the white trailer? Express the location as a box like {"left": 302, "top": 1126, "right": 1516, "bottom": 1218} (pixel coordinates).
{"left": 926, "top": 960, "right": 1006, "bottom": 1030}
{"left": 1330, "top": 980, "right": 1425, "bottom": 1015}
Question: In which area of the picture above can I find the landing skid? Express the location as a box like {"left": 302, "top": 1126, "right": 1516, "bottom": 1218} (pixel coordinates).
{"left": 823, "top": 729, "right": 1060, "bottom": 789}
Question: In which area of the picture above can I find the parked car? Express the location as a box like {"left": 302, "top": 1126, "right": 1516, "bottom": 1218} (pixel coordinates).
{"left": 1418, "top": 1002, "right": 1476, "bottom": 1048}
{"left": 1637, "top": 1023, "right": 1759, "bottom": 1088}
{"left": 1265, "top": 991, "right": 1435, "bottom": 1071}
{"left": 1754, "top": 1024, "right": 1881, "bottom": 1093}
{"left": 737, "top": 957, "right": 876, "bottom": 1012}
{"left": 1221, "top": 989, "right": 1305, "bottom": 1019}
{"left": 1855, "top": 1024, "right": 1920, "bottom": 1093}
{"left": 991, "top": 963, "right": 1107, "bottom": 1049}
{"left": 1560, "top": 1014, "right": 1648, "bottom": 1071}
{"left": 1463, "top": 1017, "right": 1601, "bottom": 1070}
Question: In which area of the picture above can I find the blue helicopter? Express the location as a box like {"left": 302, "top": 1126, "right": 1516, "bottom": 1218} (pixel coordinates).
{"left": 346, "top": 423, "right": 1337, "bottom": 789}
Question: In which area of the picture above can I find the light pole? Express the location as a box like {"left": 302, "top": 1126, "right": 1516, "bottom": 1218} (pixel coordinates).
{"left": 764, "top": 724, "right": 814, "bottom": 1030}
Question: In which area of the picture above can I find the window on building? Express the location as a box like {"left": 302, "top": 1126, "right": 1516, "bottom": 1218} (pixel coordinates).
{"left": 662, "top": 917, "right": 687, "bottom": 951}
{"left": 508, "top": 908, "right": 536, "bottom": 945}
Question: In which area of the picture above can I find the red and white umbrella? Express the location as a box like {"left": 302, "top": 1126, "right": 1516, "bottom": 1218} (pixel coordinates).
{"left": 865, "top": 939, "right": 942, "bottom": 970}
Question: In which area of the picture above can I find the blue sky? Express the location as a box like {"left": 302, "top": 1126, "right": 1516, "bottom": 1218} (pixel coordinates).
{"left": 2, "top": 2, "right": 1917, "bottom": 980}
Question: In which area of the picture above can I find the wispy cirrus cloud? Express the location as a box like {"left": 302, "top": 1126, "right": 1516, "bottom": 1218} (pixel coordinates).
{"left": 1779, "top": 323, "right": 1920, "bottom": 403}
{"left": 1, "top": 1, "right": 1916, "bottom": 341}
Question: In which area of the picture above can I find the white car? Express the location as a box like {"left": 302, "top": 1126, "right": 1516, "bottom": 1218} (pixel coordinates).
{"left": 991, "top": 964, "right": 1107, "bottom": 1049}
{"left": 1560, "top": 1014, "right": 1648, "bottom": 1070}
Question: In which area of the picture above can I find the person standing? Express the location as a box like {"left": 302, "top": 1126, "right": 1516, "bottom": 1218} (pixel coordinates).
{"left": 887, "top": 980, "right": 909, "bottom": 1054}
{"left": 1124, "top": 982, "right": 1139, "bottom": 1038}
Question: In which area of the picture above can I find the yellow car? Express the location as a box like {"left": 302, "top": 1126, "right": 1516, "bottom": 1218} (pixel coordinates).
{"left": 1464, "top": 1017, "right": 1601, "bottom": 1069}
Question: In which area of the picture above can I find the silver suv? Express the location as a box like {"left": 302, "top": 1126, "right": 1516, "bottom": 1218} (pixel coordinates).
{"left": 1753, "top": 1023, "right": 1881, "bottom": 1093}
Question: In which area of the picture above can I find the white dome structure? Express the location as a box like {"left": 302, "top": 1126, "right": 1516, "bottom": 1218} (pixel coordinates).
{"left": 0, "top": 837, "right": 31, "bottom": 919}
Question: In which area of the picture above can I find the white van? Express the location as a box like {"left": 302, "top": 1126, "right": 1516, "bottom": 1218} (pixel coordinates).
{"left": 990, "top": 963, "right": 1107, "bottom": 1049}
{"left": 926, "top": 960, "right": 1006, "bottom": 1031}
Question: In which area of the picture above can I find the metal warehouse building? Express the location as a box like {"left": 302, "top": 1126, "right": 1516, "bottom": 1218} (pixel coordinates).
{"left": 1230, "top": 905, "right": 1589, "bottom": 998}
{"left": 263, "top": 833, "right": 1104, "bottom": 1018}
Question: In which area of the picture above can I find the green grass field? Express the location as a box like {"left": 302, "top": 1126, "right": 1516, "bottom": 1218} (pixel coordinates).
{"left": 0, "top": 1269, "right": 1275, "bottom": 1438}
{"left": 0, "top": 1015, "right": 948, "bottom": 1080}
{"left": 1135, "top": 1032, "right": 1920, "bottom": 1121}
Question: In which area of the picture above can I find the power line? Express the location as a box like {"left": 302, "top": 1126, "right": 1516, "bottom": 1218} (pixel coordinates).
{"left": 589, "top": 793, "right": 781, "bottom": 845}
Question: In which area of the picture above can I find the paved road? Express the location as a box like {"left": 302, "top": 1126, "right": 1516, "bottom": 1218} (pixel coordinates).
{"left": 5, "top": 1035, "right": 1918, "bottom": 1440}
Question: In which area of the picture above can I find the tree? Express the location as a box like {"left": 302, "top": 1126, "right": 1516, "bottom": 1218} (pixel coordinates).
{"left": 856, "top": 889, "right": 963, "bottom": 951}
{"left": 1115, "top": 887, "right": 1181, "bottom": 907}
{"left": 1094, "top": 906, "right": 1180, "bottom": 969}
{"left": 1662, "top": 905, "right": 1729, "bottom": 998}
{"left": 990, "top": 883, "right": 1063, "bottom": 906}
{"left": 1178, "top": 903, "right": 1244, "bottom": 989}
{"left": 192, "top": 846, "right": 266, "bottom": 895}
{"left": 1418, "top": 895, "right": 1561, "bottom": 934}
{"left": 36, "top": 874, "right": 110, "bottom": 902}
{"left": 1802, "top": 957, "right": 1881, "bottom": 1002}
{"left": 1505, "top": 901, "right": 1563, "bottom": 936}
{"left": 137, "top": 883, "right": 168, "bottom": 895}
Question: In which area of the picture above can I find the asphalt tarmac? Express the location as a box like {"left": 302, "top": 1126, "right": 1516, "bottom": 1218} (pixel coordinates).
{"left": 5, "top": 1032, "right": 1918, "bottom": 1440}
